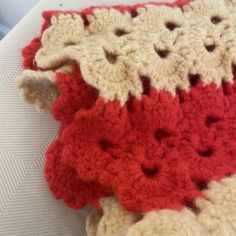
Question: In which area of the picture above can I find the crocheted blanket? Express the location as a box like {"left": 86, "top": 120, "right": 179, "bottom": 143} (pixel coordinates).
{"left": 17, "top": 0, "right": 236, "bottom": 235}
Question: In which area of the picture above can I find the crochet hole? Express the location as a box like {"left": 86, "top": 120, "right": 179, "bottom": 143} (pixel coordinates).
{"left": 140, "top": 76, "right": 151, "bottom": 95}
{"left": 99, "top": 139, "right": 114, "bottom": 151}
{"left": 64, "top": 41, "right": 77, "bottom": 47}
{"left": 81, "top": 14, "right": 90, "bottom": 27}
{"left": 141, "top": 165, "right": 159, "bottom": 179}
{"left": 222, "top": 82, "right": 228, "bottom": 95}
{"left": 205, "top": 115, "right": 220, "bottom": 127}
{"left": 115, "top": 28, "right": 128, "bottom": 37}
{"left": 222, "top": 82, "right": 230, "bottom": 95}
{"left": 33, "top": 59, "right": 37, "bottom": 67}
{"left": 126, "top": 95, "right": 135, "bottom": 113}
{"left": 211, "top": 16, "right": 222, "bottom": 24}
{"left": 155, "top": 129, "right": 171, "bottom": 142}
{"left": 105, "top": 51, "right": 117, "bottom": 64}
{"left": 197, "top": 147, "right": 214, "bottom": 158}
{"left": 165, "top": 21, "right": 179, "bottom": 31}
{"left": 134, "top": 214, "right": 144, "bottom": 223}
{"left": 131, "top": 9, "right": 138, "bottom": 18}
{"left": 205, "top": 44, "right": 216, "bottom": 52}
{"left": 195, "top": 180, "right": 208, "bottom": 191}
{"left": 183, "top": 199, "right": 200, "bottom": 214}
{"left": 188, "top": 74, "right": 200, "bottom": 87}
{"left": 232, "top": 64, "right": 236, "bottom": 79}
{"left": 176, "top": 88, "right": 185, "bottom": 103}
{"left": 226, "top": 172, "right": 233, "bottom": 177}
{"left": 155, "top": 48, "right": 169, "bottom": 58}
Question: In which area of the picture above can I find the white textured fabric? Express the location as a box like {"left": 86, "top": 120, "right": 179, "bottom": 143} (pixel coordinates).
{"left": 0, "top": 0, "right": 172, "bottom": 235}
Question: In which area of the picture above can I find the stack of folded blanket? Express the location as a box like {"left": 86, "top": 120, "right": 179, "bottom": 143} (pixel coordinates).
{"left": 17, "top": 0, "right": 236, "bottom": 235}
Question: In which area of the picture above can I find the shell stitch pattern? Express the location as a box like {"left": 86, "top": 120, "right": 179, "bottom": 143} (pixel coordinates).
{"left": 16, "top": 0, "right": 236, "bottom": 233}
{"left": 32, "top": 0, "right": 236, "bottom": 102}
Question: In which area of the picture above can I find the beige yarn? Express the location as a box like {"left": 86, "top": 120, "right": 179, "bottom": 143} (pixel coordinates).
{"left": 183, "top": 0, "right": 236, "bottom": 84}
{"left": 32, "top": 0, "right": 236, "bottom": 103}
{"left": 86, "top": 175, "right": 236, "bottom": 236}
{"left": 17, "top": 70, "right": 59, "bottom": 112}
{"left": 132, "top": 31, "right": 193, "bottom": 93}
{"left": 40, "top": 14, "right": 88, "bottom": 56}
{"left": 86, "top": 197, "right": 141, "bottom": 236}
{"left": 132, "top": 5, "right": 186, "bottom": 33}
{"left": 87, "top": 8, "right": 133, "bottom": 34}
{"left": 196, "top": 176, "right": 236, "bottom": 236}
{"left": 17, "top": 63, "right": 74, "bottom": 112}
{"left": 126, "top": 210, "right": 208, "bottom": 236}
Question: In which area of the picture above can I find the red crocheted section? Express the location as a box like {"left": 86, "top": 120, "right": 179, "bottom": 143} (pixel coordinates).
{"left": 45, "top": 140, "right": 112, "bottom": 209}
{"left": 45, "top": 66, "right": 236, "bottom": 212}
{"left": 38, "top": 0, "right": 236, "bottom": 212}
{"left": 52, "top": 66, "right": 98, "bottom": 124}
{"left": 22, "top": 37, "right": 41, "bottom": 70}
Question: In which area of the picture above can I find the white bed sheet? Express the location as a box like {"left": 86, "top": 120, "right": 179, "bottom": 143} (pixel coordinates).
{"left": 0, "top": 0, "right": 172, "bottom": 235}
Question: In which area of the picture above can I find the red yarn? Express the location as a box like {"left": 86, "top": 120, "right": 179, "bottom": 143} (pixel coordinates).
{"left": 45, "top": 140, "right": 112, "bottom": 209}
{"left": 22, "top": 37, "right": 41, "bottom": 70}
{"left": 21, "top": 0, "right": 236, "bottom": 212}
{"left": 47, "top": 80, "right": 236, "bottom": 212}
{"left": 51, "top": 66, "right": 98, "bottom": 124}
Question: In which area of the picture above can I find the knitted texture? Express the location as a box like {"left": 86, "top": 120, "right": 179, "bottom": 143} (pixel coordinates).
{"left": 17, "top": 0, "right": 236, "bottom": 234}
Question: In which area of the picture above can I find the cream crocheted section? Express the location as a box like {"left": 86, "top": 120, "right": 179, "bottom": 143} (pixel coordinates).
{"left": 33, "top": 0, "right": 236, "bottom": 103}
{"left": 17, "top": 65, "right": 74, "bottom": 112}
{"left": 17, "top": 70, "right": 59, "bottom": 112}
{"left": 86, "top": 175, "right": 236, "bottom": 236}
{"left": 86, "top": 198, "right": 142, "bottom": 236}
